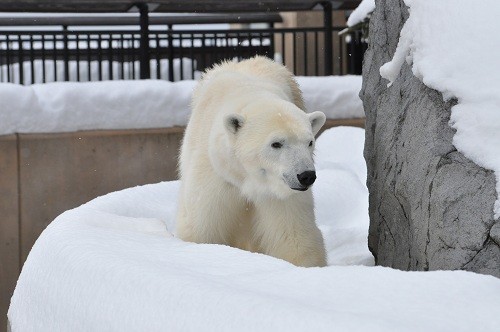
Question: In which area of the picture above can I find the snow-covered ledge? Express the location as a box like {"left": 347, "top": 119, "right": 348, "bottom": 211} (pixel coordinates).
{"left": 7, "top": 127, "right": 500, "bottom": 331}
{"left": 0, "top": 76, "right": 364, "bottom": 135}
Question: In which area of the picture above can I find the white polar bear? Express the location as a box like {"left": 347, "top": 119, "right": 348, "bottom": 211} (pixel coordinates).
{"left": 176, "top": 56, "right": 327, "bottom": 267}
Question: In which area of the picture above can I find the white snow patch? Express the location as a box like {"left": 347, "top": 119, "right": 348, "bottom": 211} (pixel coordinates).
{"left": 379, "top": 0, "right": 500, "bottom": 218}
{"left": 347, "top": 0, "right": 375, "bottom": 27}
{"left": 0, "top": 76, "right": 363, "bottom": 135}
{"left": 8, "top": 127, "right": 500, "bottom": 331}
{"left": 297, "top": 75, "right": 364, "bottom": 120}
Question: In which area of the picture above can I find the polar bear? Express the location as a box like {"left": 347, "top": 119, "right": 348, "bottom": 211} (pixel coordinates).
{"left": 176, "top": 56, "right": 327, "bottom": 267}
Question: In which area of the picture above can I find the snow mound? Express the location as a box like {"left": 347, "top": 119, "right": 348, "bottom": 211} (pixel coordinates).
{"left": 0, "top": 75, "right": 363, "bottom": 136}
{"left": 379, "top": 0, "right": 500, "bottom": 218}
{"left": 8, "top": 127, "right": 500, "bottom": 331}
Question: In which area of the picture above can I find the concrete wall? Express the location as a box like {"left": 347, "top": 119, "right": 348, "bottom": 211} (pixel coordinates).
{"left": 0, "top": 118, "right": 364, "bottom": 330}
{"left": 1, "top": 127, "right": 184, "bottom": 331}
{"left": 0, "top": 135, "right": 19, "bottom": 332}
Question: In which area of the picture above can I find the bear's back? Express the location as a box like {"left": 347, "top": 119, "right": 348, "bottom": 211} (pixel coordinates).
{"left": 192, "top": 57, "right": 305, "bottom": 112}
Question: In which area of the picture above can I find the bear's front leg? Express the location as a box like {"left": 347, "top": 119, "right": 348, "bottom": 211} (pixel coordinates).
{"left": 177, "top": 174, "right": 249, "bottom": 246}
{"left": 253, "top": 192, "right": 327, "bottom": 267}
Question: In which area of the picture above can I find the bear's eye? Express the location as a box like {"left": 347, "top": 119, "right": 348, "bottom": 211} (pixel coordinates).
{"left": 309, "top": 140, "right": 313, "bottom": 147}
{"left": 271, "top": 142, "right": 283, "bottom": 149}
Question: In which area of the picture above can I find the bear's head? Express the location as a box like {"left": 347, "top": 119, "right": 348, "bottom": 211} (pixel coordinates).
{"left": 214, "top": 98, "right": 326, "bottom": 200}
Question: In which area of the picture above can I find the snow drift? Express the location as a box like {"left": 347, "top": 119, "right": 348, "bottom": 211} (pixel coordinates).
{"left": 8, "top": 127, "right": 500, "bottom": 331}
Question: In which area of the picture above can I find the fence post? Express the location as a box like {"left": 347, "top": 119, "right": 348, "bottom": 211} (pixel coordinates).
{"left": 321, "top": 1, "right": 333, "bottom": 76}
{"left": 137, "top": 3, "right": 150, "bottom": 79}
{"left": 63, "top": 25, "right": 69, "bottom": 81}
{"left": 167, "top": 24, "right": 174, "bottom": 82}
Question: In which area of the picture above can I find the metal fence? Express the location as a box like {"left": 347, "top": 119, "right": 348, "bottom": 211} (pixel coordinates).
{"left": 0, "top": 22, "right": 365, "bottom": 84}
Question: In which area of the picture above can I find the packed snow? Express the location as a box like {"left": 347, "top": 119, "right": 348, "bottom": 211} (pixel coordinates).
{"left": 0, "top": 75, "right": 364, "bottom": 135}
{"left": 379, "top": 0, "right": 500, "bottom": 218}
{"left": 9, "top": 127, "right": 500, "bottom": 331}
{"left": 347, "top": 0, "right": 375, "bottom": 27}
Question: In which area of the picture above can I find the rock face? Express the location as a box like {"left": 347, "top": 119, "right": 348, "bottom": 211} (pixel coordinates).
{"left": 361, "top": 0, "right": 500, "bottom": 277}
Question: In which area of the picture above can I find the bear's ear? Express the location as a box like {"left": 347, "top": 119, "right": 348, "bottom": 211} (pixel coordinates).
{"left": 224, "top": 114, "right": 245, "bottom": 134}
{"left": 308, "top": 111, "right": 326, "bottom": 136}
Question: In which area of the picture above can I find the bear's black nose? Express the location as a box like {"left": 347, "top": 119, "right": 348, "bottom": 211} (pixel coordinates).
{"left": 297, "top": 171, "right": 316, "bottom": 187}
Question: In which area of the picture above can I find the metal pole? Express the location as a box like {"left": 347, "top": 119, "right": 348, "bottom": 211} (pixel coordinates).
{"left": 269, "top": 22, "right": 275, "bottom": 60}
{"left": 322, "top": 1, "right": 333, "bottom": 76}
{"left": 63, "top": 25, "right": 69, "bottom": 81}
{"left": 167, "top": 24, "right": 174, "bottom": 82}
{"left": 137, "top": 3, "right": 150, "bottom": 79}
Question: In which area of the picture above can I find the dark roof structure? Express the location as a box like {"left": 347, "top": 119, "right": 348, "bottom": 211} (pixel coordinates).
{"left": 0, "top": 0, "right": 360, "bottom": 13}
{"left": 0, "top": 13, "right": 283, "bottom": 26}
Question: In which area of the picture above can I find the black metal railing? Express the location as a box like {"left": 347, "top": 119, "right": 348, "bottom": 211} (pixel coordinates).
{"left": 0, "top": 22, "right": 366, "bottom": 84}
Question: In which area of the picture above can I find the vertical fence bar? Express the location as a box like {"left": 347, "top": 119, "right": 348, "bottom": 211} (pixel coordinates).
{"left": 201, "top": 33, "right": 206, "bottom": 72}
{"left": 322, "top": 1, "right": 333, "bottom": 76}
{"left": 6, "top": 35, "right": 11, "bottom": 82}
{"left": 229, "top": 32, "right": 232, "bottom": 61}
{"left": 190, "top": 33, "right": 195, "bottom": 79}
{"left": 41, "top": 35, "right": 46, "bottom": 83}
{"left": 179, "top": 33, "right": 184, "bottom": 80}
{"left": 63, "top": 25, "right": 69, "bottom": 81}
{"left": 76, "top": 34, "right": 80, "bottom": 81}
{"left": 29, "top": 35, "right": 34, "bottom": 84}
{"left": 167, "top": 26, "right": 174, "bottom": 82}
{"left": 138, "top": 3, "right": 151, "bottom": 79}
{"left": 131, "top": 35, "right": 136, "bottom": 79}
{"left": 292, "top": 31, "right": 297, "bottom": 75}
{"left": 18, "top": 35, "right": 23, "bottom": 84}
{"left": 0, "top": 38, "right": 3, "bottom": 82}
{"left": 1, "top": 37, "right": 4, "bottom": 82}
{"left": 155, "top": 33, "right": 161, "bottom": 79}
{"left": 269, "top": 22, "right": 275, "bottom": 60}
{"left": 120, "top": 34, "right": 125, "bottom": 79}
{"left": 281, "top": 32, "right": 285, "bottom": 67}
{"left": 108, "top": 34, "right": 113, "bottom": 80}
{"left": 53, "top": 35, "right": 57, "bottom": 81}
{"left": 87, "top": 35, "right": 92, "bottom": 81}
{"left": 97, "top": 34, "right": 102, "bottom": 80}
{"left": 258, "top": 32, "right": 263, "bottom": 57}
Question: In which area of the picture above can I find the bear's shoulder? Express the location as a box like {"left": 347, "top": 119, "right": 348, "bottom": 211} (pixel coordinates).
{"left": 200, "top": 57, "right": 305, "bottom": 111}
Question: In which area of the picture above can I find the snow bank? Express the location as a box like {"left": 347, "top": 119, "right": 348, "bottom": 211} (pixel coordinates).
{"left": 0, "top": 75, "right": 363, "bottom": 135}
{"left": 347, "top": 0, "right": 375, "bottom": 27}
{"left": 379, "top": 0, "right": 500, "bottom": 218}
{"left": 9, "top": 127, "right": 500, "bottom": 331}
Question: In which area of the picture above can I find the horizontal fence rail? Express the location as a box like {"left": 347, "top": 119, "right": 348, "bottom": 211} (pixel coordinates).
{"left": 0, "top": 27, "right": 365, "bottom": 84}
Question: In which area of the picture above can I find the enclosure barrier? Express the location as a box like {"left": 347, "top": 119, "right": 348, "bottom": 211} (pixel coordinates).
{"left": 0, "top": 15, "right": 365, "bottom": 84}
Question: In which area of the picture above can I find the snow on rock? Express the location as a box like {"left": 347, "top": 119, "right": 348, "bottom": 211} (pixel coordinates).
{"left": 0, "top": 75, "right": 363, "bottom": 136}
{"left": 8, "top": 127, "right": 500, "bottom": 331}
{"left": 347, "top": 0, "right": 375, "bottom": 27}
{"left": 379, "top": 0, "right": 500, "bottom": 218}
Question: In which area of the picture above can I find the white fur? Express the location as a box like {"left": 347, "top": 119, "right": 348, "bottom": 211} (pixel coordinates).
{"left": 176, "top": 57, "right": 327, "bottom": 267}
